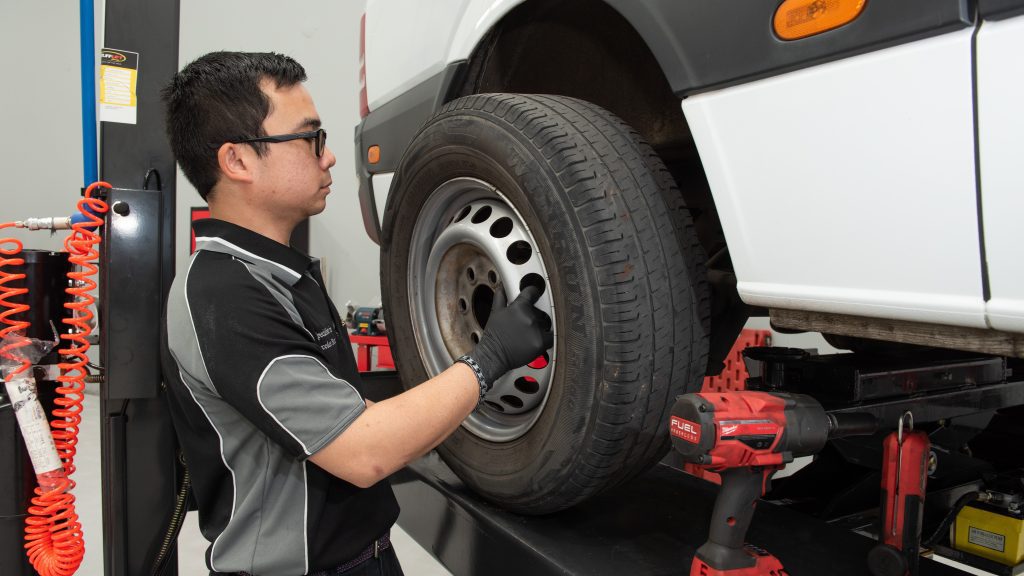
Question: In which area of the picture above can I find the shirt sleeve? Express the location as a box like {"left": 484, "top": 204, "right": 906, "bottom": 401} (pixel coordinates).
{"left": 186, "top": 255, "right": 365, "bottom": 459}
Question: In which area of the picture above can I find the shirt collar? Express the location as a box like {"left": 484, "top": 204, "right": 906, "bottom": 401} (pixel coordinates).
{"left": 192, "top": 218, "right": 311, "bottom": 286}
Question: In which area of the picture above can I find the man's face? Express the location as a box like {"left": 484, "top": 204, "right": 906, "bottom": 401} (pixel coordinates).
{"left": 252, "top": 80, "right": 337, "bottom": 223}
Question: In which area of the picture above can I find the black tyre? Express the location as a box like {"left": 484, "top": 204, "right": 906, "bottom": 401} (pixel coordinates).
{"left": 381, "top": 94, "right": 710, "bottom": 513}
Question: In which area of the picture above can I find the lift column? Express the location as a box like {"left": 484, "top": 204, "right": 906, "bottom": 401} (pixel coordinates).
{"left": 98, "top": 0, "right": 181, "bottom": 574}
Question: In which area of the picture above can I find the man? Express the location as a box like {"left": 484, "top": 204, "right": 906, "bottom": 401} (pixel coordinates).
{"left": 161, "top": 51, "right": 552, "bottom": 576}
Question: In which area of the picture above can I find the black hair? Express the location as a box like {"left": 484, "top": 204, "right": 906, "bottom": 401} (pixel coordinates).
{"left": 162, "top": 51, "right": 307, "bottom": 201}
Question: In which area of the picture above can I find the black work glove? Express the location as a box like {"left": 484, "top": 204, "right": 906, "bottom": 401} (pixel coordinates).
{"left": 464, "top": 284, "right": 553, "bottom": 391}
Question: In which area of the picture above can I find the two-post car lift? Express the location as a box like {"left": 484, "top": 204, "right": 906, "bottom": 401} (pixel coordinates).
{"left": 366, "top": 349, "right": 1024, "bottom": 576}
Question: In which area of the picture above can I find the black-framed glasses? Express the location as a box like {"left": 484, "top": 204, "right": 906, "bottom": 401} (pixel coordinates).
{"left": 229, "top": 128, "right": 327, "bottom": 158}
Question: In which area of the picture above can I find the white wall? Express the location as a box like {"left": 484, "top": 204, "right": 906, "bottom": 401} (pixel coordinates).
{"left": 177, "top": 0, "right": 379, "bottom": 309}
{"left": 0, "top": 0, "right": 87, "bottom": 253}
{"left": 0, "top": 0, "right": 379, "bottom": 309}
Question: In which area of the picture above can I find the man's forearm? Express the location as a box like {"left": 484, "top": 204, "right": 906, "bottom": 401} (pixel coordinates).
{"left": 309, "top": 362, "right": 479, "bottom": 487}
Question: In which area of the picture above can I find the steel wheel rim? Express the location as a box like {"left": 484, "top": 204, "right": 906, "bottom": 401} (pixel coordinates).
{"left": 408, "top": 177, "right": 556, "bottom": 443}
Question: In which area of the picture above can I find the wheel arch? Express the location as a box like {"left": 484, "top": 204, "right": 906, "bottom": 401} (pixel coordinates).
{"left": 447, "top": 0, "right": 747, "bottom": 373}
{"left": 374, "top": 0, "right": 748, "bottom": 374}
{"left": 377, "top": 0, "right": 720, "bottom": 261}
{"left": 453, "top": 0, "right": 695, "bottom": 167}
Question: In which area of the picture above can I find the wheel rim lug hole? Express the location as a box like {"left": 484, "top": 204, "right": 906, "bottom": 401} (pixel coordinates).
{"left": 488, "top": 270, "right": 497, "bottom": 284}
{"left": 467, "top": 268, "right": 476, "bottom": 282}
{"left": 458, "top": 298, "right": 468, "bottom": 313}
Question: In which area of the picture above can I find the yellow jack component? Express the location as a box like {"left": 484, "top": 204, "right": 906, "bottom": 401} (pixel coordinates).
{"left": 954, "top": 504, "right": 1024, "bottom": 566}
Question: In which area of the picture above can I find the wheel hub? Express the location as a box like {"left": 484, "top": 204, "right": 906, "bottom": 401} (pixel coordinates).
{"left": 408, "top": 178, "right": 556, "bottom": 442}
{"left": 434, "top": 244, "right": 496, "bottom": 357}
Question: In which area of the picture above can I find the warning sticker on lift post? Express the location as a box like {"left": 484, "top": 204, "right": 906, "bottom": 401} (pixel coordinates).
{"left": 100, "top": 48, "right": 139, "bottom": 124}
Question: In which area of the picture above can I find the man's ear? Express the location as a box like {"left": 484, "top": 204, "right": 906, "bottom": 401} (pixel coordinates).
{"left": 216, "top": 142, "right": 256, "bottom": 184}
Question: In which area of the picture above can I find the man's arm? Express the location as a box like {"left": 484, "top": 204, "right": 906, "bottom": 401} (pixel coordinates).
{"left": 309, "top": 362, "right": 477, "bottom": 487}
{"left": 310, "top": 285, "right": 552, "bottom": 488}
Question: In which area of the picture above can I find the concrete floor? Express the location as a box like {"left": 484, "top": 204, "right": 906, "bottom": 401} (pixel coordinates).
{"left": 74, "top": 385, "right": 452, "bottom": 575}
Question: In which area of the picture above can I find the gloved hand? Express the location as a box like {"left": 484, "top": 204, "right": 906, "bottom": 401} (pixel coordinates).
{"left": 465, "top": 284, "right": 553, "bottom": 390}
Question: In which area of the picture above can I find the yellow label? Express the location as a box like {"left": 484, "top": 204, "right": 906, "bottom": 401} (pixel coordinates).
{"left": 954, "top": 505, "right": 1024, "bottom": 566}
{"left": 99, "top": 48, "right": 139, "bottom": 124}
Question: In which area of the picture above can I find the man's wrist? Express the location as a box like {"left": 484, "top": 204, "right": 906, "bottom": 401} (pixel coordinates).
{"left": 455, "top": 354, "right": 489, "bottom": 403}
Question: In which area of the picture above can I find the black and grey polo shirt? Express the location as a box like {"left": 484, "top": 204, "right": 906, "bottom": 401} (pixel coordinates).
{"left": 163, "top": 218, "right": 398, "bottom": 575}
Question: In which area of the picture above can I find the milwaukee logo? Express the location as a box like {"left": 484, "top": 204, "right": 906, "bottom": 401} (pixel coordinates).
{"left": 670, "top": 416, "right": 701, "bottom": 443}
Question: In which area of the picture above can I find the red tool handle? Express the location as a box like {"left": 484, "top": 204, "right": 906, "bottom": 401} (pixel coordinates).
{"left": 869, "top": 428, "right": 930, "bottom": 576}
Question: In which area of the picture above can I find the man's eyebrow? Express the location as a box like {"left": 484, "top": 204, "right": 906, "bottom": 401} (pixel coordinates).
{"left": 294, "top": 117, "right": 321, "bottom": 131}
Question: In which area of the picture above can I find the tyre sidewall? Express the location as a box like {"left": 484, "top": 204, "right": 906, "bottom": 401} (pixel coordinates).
{"left": 382, "top": 110, "right": 601, "bottom": 503}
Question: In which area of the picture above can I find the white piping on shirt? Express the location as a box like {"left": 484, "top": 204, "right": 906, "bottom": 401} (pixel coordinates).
{"left": 195, "top": 236, "right": 301, "bottom": 281}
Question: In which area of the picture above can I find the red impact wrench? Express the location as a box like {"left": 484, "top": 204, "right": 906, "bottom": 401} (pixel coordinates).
{"left": 670, "top": 391, "right": 878, "bottom": 576}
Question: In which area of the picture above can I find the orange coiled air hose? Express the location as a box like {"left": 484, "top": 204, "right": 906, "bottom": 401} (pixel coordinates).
{"left": 1, "top": 181, "right": 109, "bottom": 576}
{"left": 0, "top": 231, "right": 31, "bottom": 365}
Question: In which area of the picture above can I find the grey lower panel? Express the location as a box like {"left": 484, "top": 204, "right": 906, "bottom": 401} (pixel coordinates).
{"left": 358, "top": 61, "right": 468, "bottom": 175}
{"left": 605, "top": 0, "right": 972, "bottom": 96}
{"left": 356, "top": 62, "right": 468, "bottom": 244}
{"left": 770, "top": 308, "right": 1024, "bottom": 359}
{"left": 980, "top": 0, "right": 1024, "bottom": 19}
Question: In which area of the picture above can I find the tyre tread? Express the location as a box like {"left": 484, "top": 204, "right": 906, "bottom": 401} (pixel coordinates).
{"left": 427, "top": 93, "right": 711, "bottom": 513}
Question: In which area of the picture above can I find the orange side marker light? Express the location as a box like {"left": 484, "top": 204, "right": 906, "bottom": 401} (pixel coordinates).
{"left": 774, "top": 0, "right": 867, "bottom": 40}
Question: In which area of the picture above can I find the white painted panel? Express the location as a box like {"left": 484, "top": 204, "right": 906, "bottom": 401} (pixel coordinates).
{"left": 446, "top": 0, "right": 526, "bottom": 63}
{"left": 364, "top": 0, "right": 470, "bottom": 110}
{"left": 977, "top": 16, "right": 1024, "bottom": 333}
{"left": 683, "top": 29, "right": 985, "bottom": 328}
{"left": 371, "top": 172, "right": 395, "bottom": 230}
{"left": 365, "top": 0, "right": 525, "bottom": 111}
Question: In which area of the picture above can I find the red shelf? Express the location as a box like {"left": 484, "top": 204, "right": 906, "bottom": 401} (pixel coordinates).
{"left": 349, "top": 333, "right": 394, "bottom": 372}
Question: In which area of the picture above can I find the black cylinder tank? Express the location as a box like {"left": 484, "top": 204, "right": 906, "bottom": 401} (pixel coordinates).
{"left": 0, "top": 249, "right": 72, "bottom": 575}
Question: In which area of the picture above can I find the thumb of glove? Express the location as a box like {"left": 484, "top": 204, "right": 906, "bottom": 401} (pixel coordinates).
{"left": 491, "top": 283, "right": 507, "bottom": 313}
{"left": 512, "top": 284, "right": 542, "bottom": 308}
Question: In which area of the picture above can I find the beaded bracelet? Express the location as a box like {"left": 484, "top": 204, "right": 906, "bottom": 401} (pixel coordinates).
{"left": 455, "top": 354, "right": 489, "bottom": 403}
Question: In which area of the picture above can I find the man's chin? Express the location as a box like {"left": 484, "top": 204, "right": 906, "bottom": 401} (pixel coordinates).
{"left": 308, "top": 200, "right": 328, "bottom": 217}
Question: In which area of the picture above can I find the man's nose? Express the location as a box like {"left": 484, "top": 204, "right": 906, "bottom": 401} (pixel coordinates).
{"left": 322, "top": 145, "right": 337, "bottom": 170}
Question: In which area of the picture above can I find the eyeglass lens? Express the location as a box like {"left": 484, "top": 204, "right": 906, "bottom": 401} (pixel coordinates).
{"left": 316, "top": 129, "right": 327, "bottom": 158}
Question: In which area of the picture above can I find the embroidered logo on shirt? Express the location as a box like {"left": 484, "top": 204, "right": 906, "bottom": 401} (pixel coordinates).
{"left": 314, "top": 325, "right": 338, "bottom": 351}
